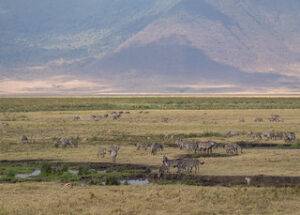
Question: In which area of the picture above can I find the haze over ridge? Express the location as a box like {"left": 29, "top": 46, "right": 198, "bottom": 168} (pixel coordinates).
{"left": 0, "top": 0, "right": 299, "bottom": 95}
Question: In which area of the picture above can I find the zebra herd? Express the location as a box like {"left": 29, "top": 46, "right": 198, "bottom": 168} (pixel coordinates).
{"left": 98, "top": 145, "right": 120, "bottom": 163}
{"left": 226, "top": 130, "right": 296, "bottom": 143}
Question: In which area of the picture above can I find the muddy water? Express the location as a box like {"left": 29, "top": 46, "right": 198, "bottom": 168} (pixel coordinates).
{"left": 120, "top": 179, "right": 151, "bottom": 185}
{"left": 15, "top": 169, "right": 41, "bottom": 179}
{"left": 68, "top": 169, "right": 79, "bottom": 175}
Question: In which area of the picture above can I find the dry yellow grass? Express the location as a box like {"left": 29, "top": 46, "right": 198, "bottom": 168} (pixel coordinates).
{"left": 1, "top": 182, "right": 300, "bottom": 215}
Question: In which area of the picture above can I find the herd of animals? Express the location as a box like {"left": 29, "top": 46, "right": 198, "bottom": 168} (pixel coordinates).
{"left": 12, "top": 112, "right": 297, "bottom": 176}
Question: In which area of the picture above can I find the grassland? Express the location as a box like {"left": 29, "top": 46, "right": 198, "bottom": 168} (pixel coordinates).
{"left": 1, "top": 97, "right": 300, "bottom": 112}
{"left": 1, "top": 97, "right": 300, "bottom": 214}
{"left": 1, "top": 183, "right": 300, "bottom": 215}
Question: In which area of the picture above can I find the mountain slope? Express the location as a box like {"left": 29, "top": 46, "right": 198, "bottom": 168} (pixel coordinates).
{"left": 0, "top": 0, "right": 299, "bottom": 94}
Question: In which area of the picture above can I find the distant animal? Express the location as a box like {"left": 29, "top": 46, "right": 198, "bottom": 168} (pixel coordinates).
{"left": 73, "top": 116, "right": 80, "bottom": 121}
{"left": 139, "top": 111, "right": 143, "bottom": 114}
{"left": 247, "top": 131, "right": 253, "bottom": 137}
{"left": 21, "top": 135, "right": 29, "bottom": 143}
{"left": 283, "top": 132, "right": 296, "bottom": 143}
{"left": 162, "top": 118, "right": 169, "bottom": 123}
{"left": 1, "top": 123, "right": 8, "bottom": 126}
{"left": 136, "top": 142, "right": 149, "bottom": 150}
{"left": 158, "top": 164, "right": 168, "bottom": 178}
{"left": 225, "top": 143, "right": 242, "bottom": 154}
{"left": 275, "top": 132, "right": 284, "bottom": 140}
{"left": 110, "top": 150, "right": 118, "bottom": 163}
{"left": 262, "top": 131, "right": 275, "bottom": 140}
{"left": 252, "top": 132, "right": 262, "bottom": 140}
{"left": 254, "top": 117, "right": 263, "bottom": 122}
{"left": 113, "top": 116, "right": 118, "bottom": 120}
{"left": 239, "top": 119, "right": 245, "bottom": 122}
{"left": 162, "top": 156, "right": 184, "bottom": 173}
{"left": 98, "top": 147, "right": 106, "bottom": 158}
{"left": 62, "top": 182, "right": 73, "bottom": 189}
{"left": 54, "top": 140, "right": 60, "bottom": 148}
{"left": 183, "top": 142, "right": 198, "bottom": 153}
{"left": 108, "top": 145, "right": 120, "bottom": 153}
{"left": 197, "top": 141, "right": 216, "bottom": 154}
{"left": 69, "top": 139, "right": 78, "bottom": 148}
{"left": 179, "top": 159, "right": 204, "bottom": 174}
{"left": 226, "top": 131, "right": 239, "bottom": 138}
{"left": 151, "top": 143, "right": 164, "bottom": 155}
{"left": 104, "top": 114, "right": 109, "bottom": 118}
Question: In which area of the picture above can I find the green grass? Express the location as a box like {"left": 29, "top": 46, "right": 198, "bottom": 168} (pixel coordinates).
{"left": 1, "top": 97, "right": 300, "bottom": 112}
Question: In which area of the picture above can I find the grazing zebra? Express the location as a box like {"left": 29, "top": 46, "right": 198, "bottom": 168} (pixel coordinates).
{"left": 69, "top": 139, "right": 78, "bottom": 148}
{"left": 21, "top": 135, "right": 29, "bottom": 143}
{"left": 275, "top": 132, "right": 284, "bottom": 140}
{"left": 179, "top": 159, "right": 204, "bottom": 174}
{"left": 98, "top": 147, "right": 106, "bottom": 158}
{"left": 247, "top": 131, "right": 253, "bottom": 137}
{"left": 108, "top": 145, "right": 120, "bottom": 153}
{"left": 183, "top": 142, "right": 198, "bottom": 153}
{"left": 283, "top": 132, "right": 296, "bottom": 143}
{"left": 73, "top": 116, "right": 80, "bottom": 121}
{"left": 150, "top": 143, "right": 164, "bottom": 155}
{"left": 61, "top": 139, "right": 71, "bottom": 148}
{"left": 175, "top": 139, "right": 183, "bottom": 148}
{"left": 136, "top": 142, "right": 149, "bottom": 150}
{"left": 225, "top": 143, "right": 242, "bottom": 155}
{"left": 262, "top": 131, "right": 275, "bottom": 140}
{"left": 110, "top": 150, "right": 118, "bottom": 163}
{"left": 252, "top": 132, "right": 262, "bottom": 140}
{"left": 254, "top": 117, "right": 263, "bottom": 122}
{"left": 62, "top": 183, "right": 73, "bottom": 189}
{"left": 158, "top": 164, "right": 168, "bottom": 178}
{"left": 54, "top": 140, "right": 60, "bottom": 148}
{"left": 226, "top": 131, "right": 239, "bottom": 138}
{"left": 197, "top": 141, "right": 216, "bottom": 154}
{"left": 162, "top": 156, "right": 184, "bottom": 173}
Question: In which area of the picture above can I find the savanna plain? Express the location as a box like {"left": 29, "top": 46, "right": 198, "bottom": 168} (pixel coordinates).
{"left": 1, "top": 97, "right": 300, "bottom": 215}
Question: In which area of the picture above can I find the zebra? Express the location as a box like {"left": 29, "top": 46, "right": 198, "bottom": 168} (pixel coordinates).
{"left": 283, "top": 132, "right": 296, "bottom": 143}
{"left": 162, "top": 155, "right": 184, "bottom": 173}
{"left": 254, "top": 117, "right": 263, "bottom": 122}
{"left": 197, "top": 141, "right": 216, "bottom": 154}
{"left": 225, "top": 143, "right": 242, "bottom": 155}
{"left": 158, "top": 164, "right": 168, "bottom": 178}
{"left": 247, "top": 131, "right": 253, "bottom": 137}
{"left": 61, "top": 139, "right": 71, "bottom": 148}
{"left": 54, "top": 140, "right": 60, "bottom": 148}
{"left": 183, "top": 142, "right": 198, "bottom": 153}
{"left": 73, "top": 116, "right": 80, "bottom": 121}
{"left": 262, "top": 131, "right": 275, "bottom": 140}
{"left": 179, "top": 159, "right": 204, "bottom": 174}
{"left": 175, "top": 139, "right": 183, "bottom": 148}
{"left": 151, "top": 143, "right": 164, "bottom": 155}
{"left": 110, "top": 150, "right": 118, "bottom": 163}
{"left": 108, "top": 145, "right": 120, "bottom": 153}
{"left": 275, "top": 132, "right": 284, "bottom": 140}
{"left": 252, "top": 132, "right": 262, "bottom": 140}
{"left": 1, "top": 123, "right": 8, "bottom": 126}
{"left": 98, "top": 147, "right": 106, "bottom": 158}
{"left": 136, "top": 142, "right": 149, "bottom": 150}
{"left": 21, "top": 135, "right": 29, "bottom": 143}
{"left": 226, "top": 131, "right": 239, "bottom": 138}
{"left": 69, "top": 139, "right": 78, "bottom": 148}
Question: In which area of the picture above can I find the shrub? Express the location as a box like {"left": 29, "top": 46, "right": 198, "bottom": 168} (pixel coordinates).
{"left": 41, "top": 162, "right": 52, "bottom": 175}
